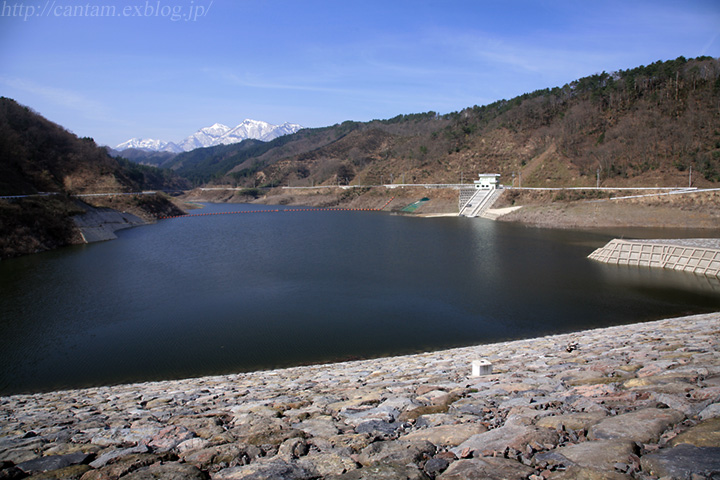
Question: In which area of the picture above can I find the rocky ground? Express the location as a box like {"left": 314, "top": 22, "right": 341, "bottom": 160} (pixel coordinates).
{"left": 2, "top": 312, "right": 720, "bottom": 479}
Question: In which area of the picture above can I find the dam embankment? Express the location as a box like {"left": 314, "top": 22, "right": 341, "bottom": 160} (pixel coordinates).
{"left": 1, "top": 312, "right": 719, "bottom": 479}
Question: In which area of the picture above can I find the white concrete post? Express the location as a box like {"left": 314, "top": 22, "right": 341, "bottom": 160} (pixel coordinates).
{"left": 471, "top": 359, "right": 493, "bottom": 377}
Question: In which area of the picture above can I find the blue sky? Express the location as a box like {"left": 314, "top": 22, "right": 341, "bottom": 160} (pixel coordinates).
{"left": 2, "top": 0, "right": 719, "bottom": 147}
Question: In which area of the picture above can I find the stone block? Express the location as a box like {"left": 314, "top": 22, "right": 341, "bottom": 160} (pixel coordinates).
{"left": 640, "top": 443, "right": 720, "bottom": 479}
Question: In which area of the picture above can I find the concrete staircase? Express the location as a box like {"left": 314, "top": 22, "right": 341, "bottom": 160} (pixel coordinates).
{"left": 478, "top": 190, "right": 506, "bottom": 219}
{"left": 459, "top": 188, "right": 504, "bottom": 217}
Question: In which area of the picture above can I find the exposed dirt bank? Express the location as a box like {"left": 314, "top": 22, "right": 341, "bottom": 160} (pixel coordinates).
{"left": 497, "top": 189, "right": 720, "bottom": 229}
{"left": 184, "top": 186, "right": 460, "bottom": 215}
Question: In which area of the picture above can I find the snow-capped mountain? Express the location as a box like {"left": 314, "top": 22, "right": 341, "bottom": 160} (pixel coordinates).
{"left": 114, "top": 138, "right": 183, "bottom": 153}
{"left": 272, "top": 122, "right": 305, "bottom": 138}
{"left": 223, "top": 120, "right": 303, "bottom": 144}
{"left": 116, "top": 120, "right": 303, "bottom": 153}
{"left": 178, "top": 123, "right": 232, "bottom": 151}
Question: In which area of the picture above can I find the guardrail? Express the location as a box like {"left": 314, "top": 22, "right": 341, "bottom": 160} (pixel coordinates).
{"left": 0, "top": 192, "right": 60, "bottom": 199}
{"left": 72, "top": 192, "right": 156, "bottom": 197}
{"left": 282, "top": 184, "right": 470, "bottom": 190}
{"left": 0, "top": 191, "right": 157, "bottom": 200}
{"left": 505, "top": 186, "right": 699, "bottom": 191}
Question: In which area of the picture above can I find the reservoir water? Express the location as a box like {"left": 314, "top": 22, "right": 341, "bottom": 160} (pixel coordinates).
{"left": 1, "top": 202, "right": 719, "bottom": 395}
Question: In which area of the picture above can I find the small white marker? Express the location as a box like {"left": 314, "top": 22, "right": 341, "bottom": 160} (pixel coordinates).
{"left": 471, "top": 359, "right": 493, "bottom": 377}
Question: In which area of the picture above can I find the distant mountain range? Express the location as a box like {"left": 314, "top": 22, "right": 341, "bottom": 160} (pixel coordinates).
{"left": 115, "top": 120, "right": 304, "bottom": 153}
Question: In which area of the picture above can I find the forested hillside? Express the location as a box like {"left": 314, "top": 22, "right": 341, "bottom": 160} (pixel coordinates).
{"left": 0, "top": 97, "right": 188, "bottom": 258}
{"left": 170, "top": 57, "right": 720, "bottom": 189}
{"left": 0, "top": 98, "right": 189, "bottom": 195}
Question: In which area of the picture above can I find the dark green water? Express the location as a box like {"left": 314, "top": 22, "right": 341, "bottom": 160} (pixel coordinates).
{"left": 1, "top": 203, "right": 718, "bottom": 395}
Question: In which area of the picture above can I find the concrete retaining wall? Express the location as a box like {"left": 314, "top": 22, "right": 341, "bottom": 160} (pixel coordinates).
{"left": 588, "top": 238, "right": 720, "bottom": 277}
{"left": 72, "top": 205, "right": 146, "bottom": 243}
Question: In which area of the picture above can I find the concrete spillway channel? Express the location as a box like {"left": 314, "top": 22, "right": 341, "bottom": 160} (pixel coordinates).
{"left": 588, "top": 238, "right": 720, "bottom": 278}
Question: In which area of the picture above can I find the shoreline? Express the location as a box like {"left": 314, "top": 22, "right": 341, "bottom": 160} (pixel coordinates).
{"left": 185, "top": 186, "right": 720, "bottom": 231}
{"left": 2, "top": 311, "right": 719, "bottom": 479}
{"left": 4, "top": 186, "right": 717, "bottom": 260}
